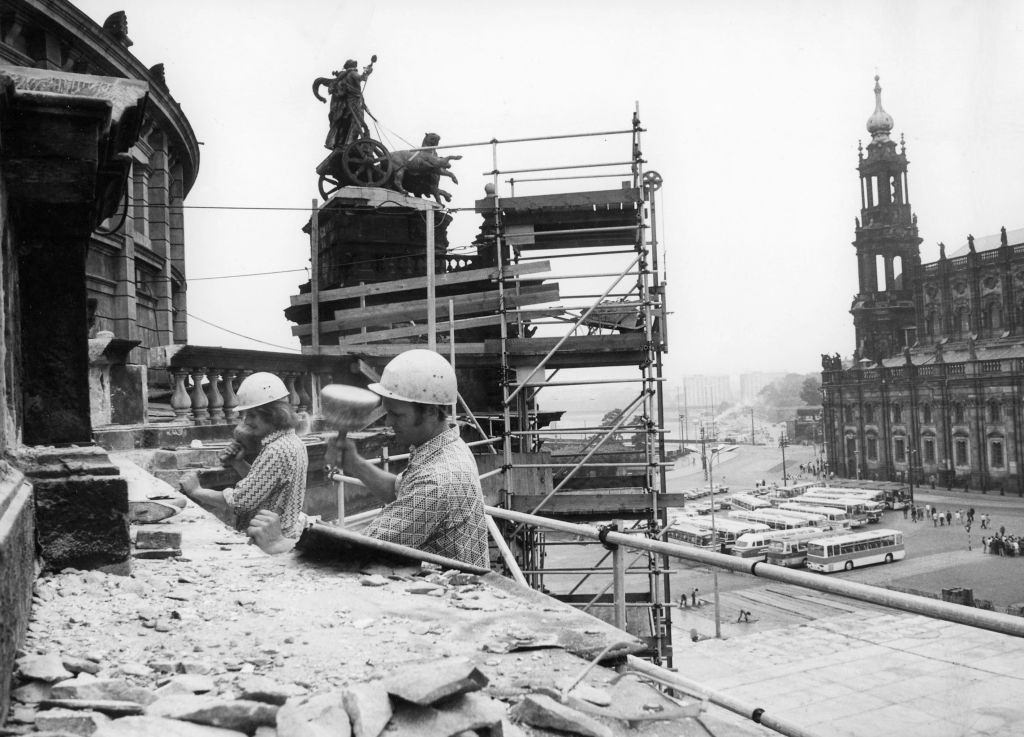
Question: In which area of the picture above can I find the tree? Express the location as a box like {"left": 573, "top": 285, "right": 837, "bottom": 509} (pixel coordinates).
{"left": 800, "top": 375, "right": 822, "bottom": 406}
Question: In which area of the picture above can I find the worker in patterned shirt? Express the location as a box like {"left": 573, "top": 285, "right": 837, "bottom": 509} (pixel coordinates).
{"left": 180, "top": 372, "right": 309, "bottom": 539}
{"left": 248, "top": 350, "right": 489, "bottom": 567}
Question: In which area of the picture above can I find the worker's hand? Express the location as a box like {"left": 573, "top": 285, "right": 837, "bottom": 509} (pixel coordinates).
{"left": 246, "top": 510, "right": 295, "bottom": 555}
{"left": 178, "top": 471, "right": 201, "bottom": 496}
{"left": 325, "top": 433, "right": 362, "bottom": 476}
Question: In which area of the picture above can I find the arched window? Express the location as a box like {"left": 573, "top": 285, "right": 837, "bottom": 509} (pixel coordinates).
{"left": 958, "top": 308, "right": 970, "bottom": 335}
{"left": 989, "top": 400, "right": 1002, "bottom": 423}
{"left": 953, "top": 402, "right": 965, "bottom": 424}
{"left": 922, "top": 403, "right": 932, "bottom": 424}
{"left": 892, "top": 403, "right": 902, "bottom": 423}
{"left": 987, "top": 302, "right": 1003, "bottom": 333}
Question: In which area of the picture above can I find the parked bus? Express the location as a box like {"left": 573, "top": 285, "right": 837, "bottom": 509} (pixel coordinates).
{"left": 778, "top": 503, "right": 851, "bottom": 530}
{"left": 685, "top": 517, "right": 771, "bottom": 551}
{"left": 728, "top": 509, "right": 813, "bottom": 531}
{"left": 666, "top": 519, "right": 715, "bottom": 549}
{"left": 805, "top": 529, "right": 906, "bottom": 573}
{"left": 729, "top": 493, "right": 774, "bottom": 512}
{"left": 731, "top": 528, "right": 817, "bottom": 561}
{"left": 763, "top": 507, "right": 830, "bottom": 528}
{"left": 809, "top": 494, "right": 884, "bottom": 523}
{"left": 796, "top": 494, "right": 875, "bottom": 526}
{"left": 765, "top": 527, "right": 837, "bottom": 567}
{"left": 822, "top": 481, "right": 911, "bottom": 510}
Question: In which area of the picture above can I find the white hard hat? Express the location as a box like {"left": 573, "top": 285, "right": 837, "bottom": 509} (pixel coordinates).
{"left": 235, "top": 372, "right": 289, "bottom": 412}
{"left": 368, "top": 349, "right": 457, "bottom": 405}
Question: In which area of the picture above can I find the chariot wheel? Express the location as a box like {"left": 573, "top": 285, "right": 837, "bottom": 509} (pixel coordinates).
{"left": 341, "top": 138, "right": 393, "bottom": 188}
{"left": 319, "top": 173, "right": 342, "bottom": 200}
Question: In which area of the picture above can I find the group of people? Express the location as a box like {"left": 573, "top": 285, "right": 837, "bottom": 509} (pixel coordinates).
{"left": 180, "top": 349, "right": 490, "bottom": 568}
{"left": 907, "top": 504, "right": 986, "bottom": 531}
{"left": 981, "top": 525, "right": 1019, "bottom": 556}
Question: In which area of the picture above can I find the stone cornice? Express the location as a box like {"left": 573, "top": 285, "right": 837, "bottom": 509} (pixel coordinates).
{"left": 11, "top": 0, "right": 199, "bottom": 194}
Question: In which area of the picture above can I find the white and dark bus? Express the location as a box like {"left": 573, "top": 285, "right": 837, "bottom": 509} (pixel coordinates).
{"left": 805, "top": 529, "right": 906, "bottom": 573}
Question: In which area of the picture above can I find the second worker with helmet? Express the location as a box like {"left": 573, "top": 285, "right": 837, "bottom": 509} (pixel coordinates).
{"left": 248, "top": 349, "right": 489, "bottom": 568}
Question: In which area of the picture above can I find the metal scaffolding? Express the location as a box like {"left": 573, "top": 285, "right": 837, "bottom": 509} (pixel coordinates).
{"left": 480, "top": 109, "right": 675, "bottom": 664}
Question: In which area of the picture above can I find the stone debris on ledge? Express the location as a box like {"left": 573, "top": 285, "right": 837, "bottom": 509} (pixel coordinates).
{"left": 3, "top": 479, "right": 774, "bottom": 737}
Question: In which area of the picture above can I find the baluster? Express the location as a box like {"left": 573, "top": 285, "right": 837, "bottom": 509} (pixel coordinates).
{"left": 189, "top": 367, "right": 210, "bottom": 425}
{"left": 222, "top": 370, "right": 239, "bottom": 422}
{"left": 296, "top": 372, "right": 312, "bottom": 414}
{"left": 284, "top": 372, "right": 300, "bottom": 410}
{"left": 170, "top": 369, "right": 191, "bottom": 422}
{"left": 206, "top": 368, "right": 225, "bottom": 422}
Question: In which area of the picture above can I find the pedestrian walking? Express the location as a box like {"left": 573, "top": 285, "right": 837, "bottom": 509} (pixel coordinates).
{"left": 930, "top": 474, "right": 936, "bottom": 490}
{"left": 691, "top": 587, "right": 699, "bottom": 607}
{"left": 968, "top": 507, "right": 975, "bottom": 525}
{"left": 932, "top": 510, "right": 938, "bottom": 527}
{"left": 955, "top": 510, "right": 962, "bottom": 525}
{"left": 946, "top": 510, "right": 952, "bottom": 526}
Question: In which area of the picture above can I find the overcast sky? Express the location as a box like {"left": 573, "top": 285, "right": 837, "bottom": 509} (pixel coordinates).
{"left": 74, "top": 0, "right": 1024, "bottom": 381}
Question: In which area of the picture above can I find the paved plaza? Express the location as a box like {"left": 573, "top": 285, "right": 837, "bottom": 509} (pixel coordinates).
{"left": 675, "top": 597, "right": 1024, "bottom": 736}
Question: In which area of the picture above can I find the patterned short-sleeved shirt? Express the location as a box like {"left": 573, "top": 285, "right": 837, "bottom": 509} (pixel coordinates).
{"left": 227, "top": 429, "right": 308, "bottom": 539}
{"left": 364, "top": 426, "right": 489, "bottom": 568}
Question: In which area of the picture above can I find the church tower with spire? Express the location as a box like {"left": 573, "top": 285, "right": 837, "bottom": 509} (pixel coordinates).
{"left": 850, "top": 75, "right": 922, "bottom": 362}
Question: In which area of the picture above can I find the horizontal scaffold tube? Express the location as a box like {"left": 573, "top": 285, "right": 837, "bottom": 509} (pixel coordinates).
{"left": 486, "top": 506, "right": 1024, "bottom": 639}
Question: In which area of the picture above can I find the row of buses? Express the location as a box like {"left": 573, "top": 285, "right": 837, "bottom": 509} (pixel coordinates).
{"left": 666, "top": 482, "right": 908, "bottom": 572}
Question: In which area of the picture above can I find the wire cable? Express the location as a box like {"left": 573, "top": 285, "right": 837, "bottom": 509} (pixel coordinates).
{"left": 185, "top": 311, "right": 301, "bottom": 352}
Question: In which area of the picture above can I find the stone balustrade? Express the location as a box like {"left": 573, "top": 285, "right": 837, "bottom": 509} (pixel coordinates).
{"left": 151, "top": 345, "right": 355, "bottom": 426}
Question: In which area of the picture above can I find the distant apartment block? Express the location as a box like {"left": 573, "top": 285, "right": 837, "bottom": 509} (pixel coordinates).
{"left": 681, "top": 374, "right": 733, "bottom": 412}
{"left": 740, "top": 371, "right": 787, "bottom": 405}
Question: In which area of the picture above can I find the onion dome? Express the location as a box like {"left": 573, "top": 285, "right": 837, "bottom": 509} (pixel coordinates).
{"left": 866, "top": 75, "right": 894, "bottom": 142}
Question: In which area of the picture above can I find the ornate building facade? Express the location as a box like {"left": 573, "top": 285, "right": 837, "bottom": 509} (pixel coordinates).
{"left": 0, "top": 1, "right": 199, "bottom": 354}
{"left": 822, "top": 77, "right": 1024, "bottom": 494}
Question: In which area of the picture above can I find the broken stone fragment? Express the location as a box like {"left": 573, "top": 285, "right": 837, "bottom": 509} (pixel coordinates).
{"left": 51, "top": 676, "right": 156, "bottom": 706}
{"left": 34, "top": 706, "right": 111, "bottom": 734}
{"left": 153, "top": 680, "right": 195, "bottom": 700}
{"left": 135, "top": 530, "right": 183, "bottom": 550}
{"left": 342, "top": 682, "right": 392, "bottom": 737}
{"left": 166, "top": 674, "right": 216, "bottom": 694}
{"left": 276, "top": 692, "right": 351, "bottom": 737}
{"left": 383, "top": 658, "right": 487, "bottom": 706}
{"left": 405, "top": 583, "right": 443, "bottom": 595}
{"left": 93, "top": 715, "right": 248, "bottom": 736}
{"left": 237, "top": 675, "right": 306, "bottom": 706}
{"left": 17, "top": 652, "right": 74, "bottom": 682}
{"left": 146, "top": 695, "right": 278, "bottom": 733}
{"left": 385, "top": 692, "right": 506, "bottom": 737}
{"left": 359, "top": 574, "right": 390, "bottom": 587}
{"left": 62, "top": 656, "right": 102, "bottom": 676}
{"left": 12, "top": 680, "right": 54, "bottom": 703}
{"left": 509, "top": 694, "right": 612, "bottom": 737}
{"left": 40, "top": 698, "right": 145, "bottom": 716}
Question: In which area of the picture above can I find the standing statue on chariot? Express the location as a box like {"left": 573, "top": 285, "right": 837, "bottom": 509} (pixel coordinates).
{"left": 311, "top": 55, "right": 461, "bottom": 204}
{"left": 313, "top": 57, "right": 375, "bottom": 151}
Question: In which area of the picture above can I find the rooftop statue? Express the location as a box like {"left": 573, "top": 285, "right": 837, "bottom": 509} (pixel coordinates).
{"left": 313, "top": 56, "right": 375, "bottom": 151}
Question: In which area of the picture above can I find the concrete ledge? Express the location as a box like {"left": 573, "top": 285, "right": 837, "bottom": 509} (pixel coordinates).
{"left": 0, "top": 462, "right": 34, "bottom": 724}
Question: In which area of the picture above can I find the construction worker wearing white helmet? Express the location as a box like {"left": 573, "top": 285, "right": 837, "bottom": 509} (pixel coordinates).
{"left": 248, "top": 349, "right": 489, "bottom": 567}
{"left": 180, "top": 371, "right": 309, "bottom": 541}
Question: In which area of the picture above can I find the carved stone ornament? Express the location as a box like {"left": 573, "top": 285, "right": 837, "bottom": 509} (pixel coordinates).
{"left": 924, "top": 284, "right": 939, "bottom": 300}
{"left": 983, "top": 275, "right": 998, "bottom": 290}
{"left": 953, "top": 281, "right": 967, "bottom": 295}
{"left": 0, "top": 65, "right": 148, "bottom": 125}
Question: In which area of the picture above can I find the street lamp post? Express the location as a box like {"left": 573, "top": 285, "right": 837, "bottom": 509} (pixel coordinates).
{"left": 779, "top": 435, "right": 789, "bottom": 487}
{"left": 708, "top": 447, "right": 722, "bottom": 638}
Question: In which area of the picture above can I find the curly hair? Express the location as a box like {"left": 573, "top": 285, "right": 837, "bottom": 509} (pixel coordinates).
{"left": 248, "top": 399, "right": 300, "bottom": 431}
